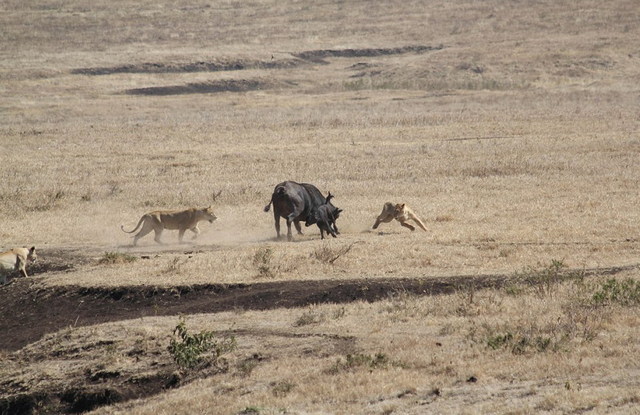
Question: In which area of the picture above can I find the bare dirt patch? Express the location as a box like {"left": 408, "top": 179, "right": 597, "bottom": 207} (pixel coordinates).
{"left": 3, "top": 260, "right": 637, "bottom": 352}
{"left": 2, "top": 261, "right": 637, "bottom": 415}
{"left": 124, "top": 79, "right": 275, "bottom": 96}
{"left": 0, "top": 380, "right": 169, "bottom": 415}
{"left": 71, "top": 45, "right": 440, "bottom": 76}
{"left": 292, "top": 45, "right": 443, "bottom": 63}
{"left": 0, "top": 275, "right": 489, "bottom": 352}
{"left": 71, "top": 59, "right": 303, "bottom": 76}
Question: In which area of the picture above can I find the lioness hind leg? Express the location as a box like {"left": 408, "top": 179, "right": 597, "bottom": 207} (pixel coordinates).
{"left": 372, "top": 214, "right": 393, "bottom": 229}
{"left": 133, "top": 222, "right": 154, "bottom": 246}
{"left": 153, "top": 227, "right": 164, "bottom": 244}
{"left": 399, "top": 221, "right": 416, "bottom": 231}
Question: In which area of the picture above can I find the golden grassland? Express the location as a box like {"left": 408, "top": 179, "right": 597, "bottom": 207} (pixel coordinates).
{"left": 2, "top": 0, "right": 640, "bottom": 413}
{"left": 3, "top": 272, "right": 640, "bottom": 414}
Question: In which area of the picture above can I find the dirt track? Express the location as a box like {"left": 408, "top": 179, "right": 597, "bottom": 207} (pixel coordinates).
{"left": 2, "top": 263, "right": 637, "bottom": 352}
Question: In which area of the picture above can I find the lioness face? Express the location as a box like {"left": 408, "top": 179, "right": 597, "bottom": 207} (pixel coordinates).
{"left": 203, "top": 206, "right": 217, "bottom": 223}
{"left": 394, "top": 204, "right": 405, "bottom": 216}
{"left": 25, "top": 247, "right": 37, "bottom": 263}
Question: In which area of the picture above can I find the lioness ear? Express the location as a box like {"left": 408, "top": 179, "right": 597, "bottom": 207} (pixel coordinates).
{"left": 400, "top": 204, "right": 405, "bottom": 208}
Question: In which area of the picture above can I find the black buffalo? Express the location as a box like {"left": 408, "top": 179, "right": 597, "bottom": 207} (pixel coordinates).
{"left": 305, "top": 192, "right": 342, "bottom": 239}
{"left": 264, "top": 181, "right": 336, "bottom": 241}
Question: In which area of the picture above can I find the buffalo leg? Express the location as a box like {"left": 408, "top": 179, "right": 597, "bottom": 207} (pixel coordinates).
{"left": 286, "top": 204, "right": 304, "bottom": 241}
{"left": 273, "top": 212, "right": 281, "bottom": 239}
{"left": 286, "top": 218, "right": 293, "bottom": 241}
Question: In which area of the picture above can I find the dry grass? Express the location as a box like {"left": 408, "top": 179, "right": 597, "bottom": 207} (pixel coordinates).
{"left": 2, "top": 0, "right": 640, "bottom": 413}
{"left": 3, "top": 270, "right": 639, "bottom": 414}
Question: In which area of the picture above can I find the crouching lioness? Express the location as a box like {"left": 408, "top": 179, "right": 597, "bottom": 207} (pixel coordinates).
{"left": 121, "top": 206, "right": 217, "bottom": 246}
{"left": 372, "top": 203, "right": 428, "bottom": 232}
{"left": 0, "top": 246, "right": 37, "bottom": 284}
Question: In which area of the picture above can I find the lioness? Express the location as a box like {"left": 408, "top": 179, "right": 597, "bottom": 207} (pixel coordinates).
{"left": 121, "top": 206, "right": 217, "bottom": 246}
{"left": 372, "top": 203, "right": 428, "bottom": 232}
{"left": 0, "top": 246, "right": 37, "bottom": 284}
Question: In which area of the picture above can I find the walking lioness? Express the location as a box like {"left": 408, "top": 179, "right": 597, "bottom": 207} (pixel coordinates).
{"left": 0, "top": 246, "right": 37, "bottom": 284}
{"left": 121, "top": 206, "right": 217, "bottom": 246}
{"left": 372, "top": 203, "right": 428, "bottom": 232}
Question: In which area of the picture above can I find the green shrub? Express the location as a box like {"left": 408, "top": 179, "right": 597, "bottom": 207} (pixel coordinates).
{"left": 486, "top": 331, "right": 558, "bottom": 354}
{"left": 167, "top": 318, "right": 236, "bottom": 369}
{"left": 328, "top": 353, "right": 391, "bottom": 373}
{"left": 516, "top": 259, "right": 584, "bottom": 297}
{"left": 592, "top": 278, "right": 640, "bottom": 307}
{"left": 98, "top": 252, "right": 137, "bottom": 265}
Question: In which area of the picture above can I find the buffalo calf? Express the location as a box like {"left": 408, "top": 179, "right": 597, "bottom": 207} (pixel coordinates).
{"left": 305, "top": 193, "right": 342, "bottom": 240}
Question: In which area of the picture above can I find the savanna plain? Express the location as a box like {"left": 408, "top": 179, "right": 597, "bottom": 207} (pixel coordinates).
{"left": 1, "top": 0, "right": 640, "bottom": 414}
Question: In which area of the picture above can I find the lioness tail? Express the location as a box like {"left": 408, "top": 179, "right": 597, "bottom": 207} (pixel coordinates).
{"left": 121, "top": 216, "right": 145, "bottom": 234}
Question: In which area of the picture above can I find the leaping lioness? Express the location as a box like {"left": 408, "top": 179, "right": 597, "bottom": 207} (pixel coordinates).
{"left": 121, "top": 206, "right": 217, "bottom": 246}
{"left": 372, "top": 203, "right": 428, "bottom": 232}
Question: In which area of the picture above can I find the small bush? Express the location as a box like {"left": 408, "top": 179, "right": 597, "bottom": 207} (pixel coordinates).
{"left": 236, "top": 355, "right": 263, "bottom": 377}
{"left": 252, "top": 247, "right": 275, "bottom": 278}
{"left": 592, "top": 278, "right": 640, "bottom": 307}
{"left": 237, "top": 407, "right": 261, "bottom": 415}
{"left": 167, "top": 318, "right": 236, "bottom": 369}
{"left": 312, "top": 242, "right": 360, "bottom": 265}
{"left": 163, "top": 257, "right": 185, "bottom": 274}
{"left": 486, "top": 331, "right": 558, "bottom": 354}
{"left": 486, "top": 333, "right": 513, "bottom": 350}
{"left": 271, "top": 381, "right": 295, "bottom": 397}
{"left": 328, "top": 353, "right": 391, "bottom": 374}
{"left": 29, "top": 189, "right": 66, "bottom": 212}
{"left": 294, "top": 310, "right": 324, "bottom": 327}
{"left": 98, "top": 252, "right": 137, "bottom": 265}
{"left": 516, "top": 259, "right": 584, "bottom": 298}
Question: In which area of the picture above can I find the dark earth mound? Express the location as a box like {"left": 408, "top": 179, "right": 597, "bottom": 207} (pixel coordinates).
{"left": 0, "top": 370, "right": 176, "bottom": 415}
{"left": 0, "top": 273, "right": 508, "bottom": 352}
{"left": 124, "top": 79, "right": 271, "bottom": 96}
{"left": 71, "top": 45, "right": 442, "bottom": 76}
{"left": 292, "top": 45, "right": 444, "bottom": 63}
{"left": 72, "top": 58, "right": 302, "bottom": 76}
{"left": 2, "top": 261, "right": 636, "bottom": 352}
{"left": 1, "top": 262, "right": 636, "bottom": 414}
